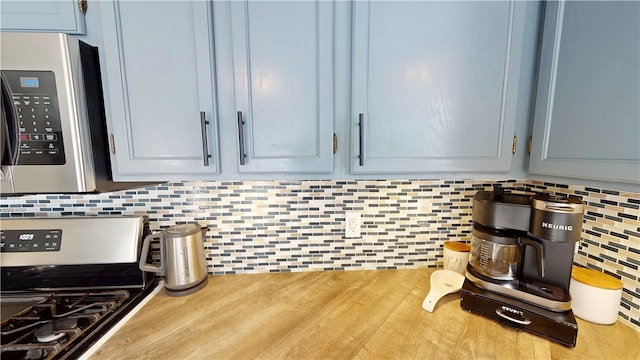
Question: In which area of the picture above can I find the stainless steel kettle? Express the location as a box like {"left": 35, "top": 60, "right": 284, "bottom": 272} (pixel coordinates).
{"left": 139, "top": 223, "right": 209, "bottom": 296}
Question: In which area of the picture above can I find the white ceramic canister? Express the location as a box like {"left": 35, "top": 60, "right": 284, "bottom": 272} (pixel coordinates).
{"left": 443, "top": 241, "right": 471, "bottom": 275}
{"left": 570, "top": 266, "right": 623, "bottom": 325}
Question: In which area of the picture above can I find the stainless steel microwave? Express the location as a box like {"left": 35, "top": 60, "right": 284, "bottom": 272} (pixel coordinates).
{"left": 0, "top": 32, "right": 140, "bottom": 195}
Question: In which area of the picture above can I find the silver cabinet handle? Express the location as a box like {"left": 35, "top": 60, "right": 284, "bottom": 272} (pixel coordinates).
{"left": 358, "top": 113, "right": 364, "bottom": 166}
{"left": 78, "top": 0, "right": 87, "bottom": 14}
{"left": 200, "top": 111, "right": 211, "bottom": 167}
{"left": 495, "top": 309, "right": 532, "bottom": 325}
{"left": 237, "top": 111, "right": 246, "bottom": 165}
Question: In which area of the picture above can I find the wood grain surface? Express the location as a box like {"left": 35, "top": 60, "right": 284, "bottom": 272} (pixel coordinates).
{"left": 90, "top": 269, "right": 639, "bottom": 360}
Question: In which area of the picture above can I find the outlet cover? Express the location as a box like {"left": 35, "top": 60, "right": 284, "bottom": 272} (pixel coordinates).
{"left": 345, "top": 212, "right": 361, "bottom": 238}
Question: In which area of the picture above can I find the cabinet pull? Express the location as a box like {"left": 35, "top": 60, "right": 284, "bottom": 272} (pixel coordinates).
{"left": 109, "top": 134, "right": 115, "bottom": 154}
{"left": 237, "top": 111, "right": 246, "bottom": 165}
{"left": 200, "top": 111, "right": 211, "bottom": 167}
{"left": 78, "top": 0, "right": 87, "bottom": 14}
{"left": 358, "top": 113, "right": 364, "bottom": 166}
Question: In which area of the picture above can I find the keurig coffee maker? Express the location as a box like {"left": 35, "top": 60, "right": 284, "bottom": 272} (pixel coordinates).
{"left": 460, "top": 186, "right": 584, "bottom": 347}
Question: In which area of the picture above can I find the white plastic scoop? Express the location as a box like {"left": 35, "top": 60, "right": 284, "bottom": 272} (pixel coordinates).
{"left": 421, "top": 270, "right": 466, "bottom": 312}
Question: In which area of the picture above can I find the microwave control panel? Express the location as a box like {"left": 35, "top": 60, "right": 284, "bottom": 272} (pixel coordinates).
{"left": 2, "top": 70, "right": 66, "bottom": 165}
{"left": 0, "top": 229, "right": 62, "bottom": 253}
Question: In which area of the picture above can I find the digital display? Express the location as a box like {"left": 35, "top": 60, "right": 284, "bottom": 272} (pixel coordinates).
{"left": 20, "top": 77, "right": 40, "bottom": 88}
{"left": 0, "top": 229, "right": 62, "bottom": 252}
{"left": 19, "top": 233, "right": 35, "bottom": 241}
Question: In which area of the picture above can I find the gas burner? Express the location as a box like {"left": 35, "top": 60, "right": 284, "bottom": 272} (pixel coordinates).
{"left": 1, "top": 290, "right": 131, "bottom": 360}
{"left": 34, "top": 319, "right": 78, "bottom": 343}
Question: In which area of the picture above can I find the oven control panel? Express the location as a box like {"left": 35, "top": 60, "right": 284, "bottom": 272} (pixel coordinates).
{"left": 0, "top": 229, "right": 62, "bottom": 252}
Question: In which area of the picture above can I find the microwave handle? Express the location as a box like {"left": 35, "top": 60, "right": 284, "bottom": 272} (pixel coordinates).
{"left": 1, "top": 74, "right": 20, "bottom": 166}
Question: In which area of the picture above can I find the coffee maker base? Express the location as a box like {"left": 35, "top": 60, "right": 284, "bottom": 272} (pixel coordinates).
{"left": 465, "top": 266, "right": 572, "bottom": 312}
{"left": 460, "top": 280, "right": 578, "bottom": 348}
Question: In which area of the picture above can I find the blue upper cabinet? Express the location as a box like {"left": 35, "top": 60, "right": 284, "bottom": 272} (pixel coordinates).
{"left": 351, "top": 1, "right": 529, "bottom": 174}
{"left": 529, "top": 1, "right": 640, "bottom": 185}
{"left": 230, "top": 1, "right": 334, "bottom": 173}
{"left": 0, "top": 0, "right": 86, "bottom": 34}
{"left": 98, "top": 1, "right": 219, "bottom": 181}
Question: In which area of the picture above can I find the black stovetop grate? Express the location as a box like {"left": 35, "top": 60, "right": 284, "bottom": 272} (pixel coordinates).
{"left": 1, "top": 290, "right": 132, "bottom": 360}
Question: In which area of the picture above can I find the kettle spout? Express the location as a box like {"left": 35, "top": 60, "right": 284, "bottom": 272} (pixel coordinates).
{"left": 200, "top": 226, "right": 209, "bottom": 237}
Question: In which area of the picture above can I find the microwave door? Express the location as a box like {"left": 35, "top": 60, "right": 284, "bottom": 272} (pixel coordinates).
{"left": 1, "top": 74, "right": 20, "bottom": 193}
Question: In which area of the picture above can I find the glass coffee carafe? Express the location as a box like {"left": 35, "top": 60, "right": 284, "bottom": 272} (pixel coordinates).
{"left": 468, "top": 224, "right": 544, "bottom": 280}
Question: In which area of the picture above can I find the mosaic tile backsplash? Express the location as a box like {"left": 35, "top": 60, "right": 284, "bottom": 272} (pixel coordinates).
{"left": 1, "top": 179, "right": 638, "bottom": 331}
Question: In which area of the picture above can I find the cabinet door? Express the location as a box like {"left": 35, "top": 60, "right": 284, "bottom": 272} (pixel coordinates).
{"left": 0, "top": 0, "right": 86, "bottom": 34}
{"left": 230, "top": 1, "right": 333, "bottom": 173}
{"left": 351, "top": 1, "right": 527, "bottom": 173}
{"left": 529, "top": 1, "right": 640, "bottom": 184}
{"left": 100, "top": 1, "right": 219, "bottom": 180}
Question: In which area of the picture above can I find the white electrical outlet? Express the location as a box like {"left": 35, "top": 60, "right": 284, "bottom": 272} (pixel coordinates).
{"left": 345, "top": 212, "right": 361, "bottom": 238}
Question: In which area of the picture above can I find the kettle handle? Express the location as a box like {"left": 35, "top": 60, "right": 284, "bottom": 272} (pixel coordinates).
{"left": 139, "top": 232, "right": 165, "bottom": 274}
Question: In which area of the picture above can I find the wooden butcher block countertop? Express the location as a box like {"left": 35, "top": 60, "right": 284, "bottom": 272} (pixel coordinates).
{"left": 90, "top": 269, "right": 639, "bottom": 360}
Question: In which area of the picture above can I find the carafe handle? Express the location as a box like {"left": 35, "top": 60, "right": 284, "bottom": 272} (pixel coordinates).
{"left": 520, "top": 237, "right": 545, "bottom": 277}
{"left": 139, "top": 232, "right": 165, "bottom": 274}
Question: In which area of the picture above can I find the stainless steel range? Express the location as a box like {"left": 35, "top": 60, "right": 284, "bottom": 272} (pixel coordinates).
{"left": 1, "top": 216, "right": 158, "bottom": 360}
